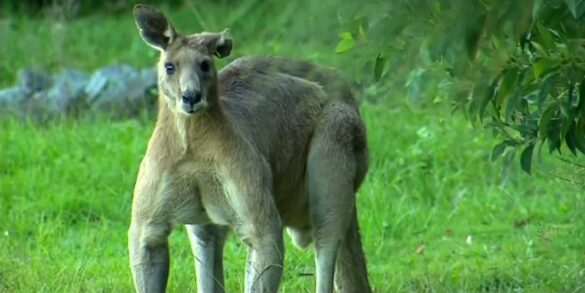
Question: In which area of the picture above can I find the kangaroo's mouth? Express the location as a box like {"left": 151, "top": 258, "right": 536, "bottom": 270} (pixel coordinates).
{"left": 180, "top": 99, "right": 207, "bottom": 114}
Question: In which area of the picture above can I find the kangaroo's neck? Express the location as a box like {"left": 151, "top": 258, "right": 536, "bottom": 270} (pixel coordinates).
{"left": 156, "top": 96, "right": 234, "bottom": 159}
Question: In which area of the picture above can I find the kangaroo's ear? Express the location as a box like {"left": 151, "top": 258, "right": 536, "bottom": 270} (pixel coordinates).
{"left": 133, "top": 4, "right": 176, "bottom": 51}
{"left": 206, "top": 29, "right": 232, "bottom": 58}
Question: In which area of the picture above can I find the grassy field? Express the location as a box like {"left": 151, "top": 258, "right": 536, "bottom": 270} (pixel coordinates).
{"left": 1, "top": 1, "right": 585, "bottom": 292}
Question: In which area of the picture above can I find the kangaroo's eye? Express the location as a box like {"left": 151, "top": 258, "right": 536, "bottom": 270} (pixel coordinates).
{"left": 164, "top": 63, "right": 175, "bottom": 75}
{"left": 200, "top": 60, "right": 210, "bottom": 72}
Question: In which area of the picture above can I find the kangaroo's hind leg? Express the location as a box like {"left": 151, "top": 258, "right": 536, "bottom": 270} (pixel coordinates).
{"left": 334, "top": 208, "right": 371, "bottom": 293}
{"left": 186, "top": 224, "right": 229, "bottom": 293}
{"left": 307, "top": 102, "right": 371, "bottom": 293}
{"left": 335, "top": 126, "right": 370, "bottom": 293}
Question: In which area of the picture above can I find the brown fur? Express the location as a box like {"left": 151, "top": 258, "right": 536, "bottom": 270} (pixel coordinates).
{"left": 129, "top": 5, "right": 372, "bottom": 293}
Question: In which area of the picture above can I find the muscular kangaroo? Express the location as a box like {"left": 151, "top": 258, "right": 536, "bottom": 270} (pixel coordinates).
{"left": 129, "top": 5, "right": 371, "bottom": 293}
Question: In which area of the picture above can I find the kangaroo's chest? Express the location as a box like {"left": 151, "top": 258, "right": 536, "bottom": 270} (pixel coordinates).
{"left": 168, "top": 160, "right": 236, "bottom": 226}
{"left": 168, "top": 145, "right": 310, "bottom": 229}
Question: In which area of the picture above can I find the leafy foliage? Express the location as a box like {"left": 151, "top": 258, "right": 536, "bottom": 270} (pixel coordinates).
{"left": 338, "top": 0, "right": 585, "bottom": 174}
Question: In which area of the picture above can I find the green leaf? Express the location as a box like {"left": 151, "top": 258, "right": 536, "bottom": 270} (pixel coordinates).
{"left": 464, "top": 12, "right": 486, "bottom": 59}
{"left": 565, "top": 121, "right": 578, "bottom": 156}
{"left": 504, "top": 69, "right": 525, "bottom": 120}
{"left": 546, "top": 112, "right": 563, "bottom": 153}
{"left": 574, "top": 118, "right": 585, "bottom": 154}
{"left": 520, "top": 144, "right": 535, "bottom": 174}
{"left": 491, "top": 142, "right": 507, "bottom": 162}
{"left": 539, "top": 103, "right": 559, "bottom": 138}
{"left": 521, "top": 83, "right": 541, "bottom": 103}
{"left": 505, "top": 93, "right": 522, "bottom": 121}
{"left": 567, "top": 39, "right": 583, "bottom": 55}
{"left": 479, "top": 81, "right": 498, "bottom": 122}
{"left": 357, "top": 22, "right": 366, "bottom": 39}
{"left": 532, "top": 0, "right": 544, "bottom": 20}
{"left": 538, "top": 72, "right": 558, "bottom": 103}
{"left": 533, "top": 58, "right": 556, "bottom": 79}
{"left": 565, "top": 0, "right": 578, "bottom": 18}
{"left": 579, "top": 78, "right": 585, "bottom": 115}
{"left": 569, "top": 81, "right": 580, "bottom": 109}
{"left": 335, "top": 32, "right": 356, "bottom": 53}
{"left": 531, "top": 42, "right": 548, "bottom": 57}
{"left": 548, "top": 135, "right": 562, "bottom": 154}
{"left": 496, "top": 69, "right": 518, "bottom": 118}
{"left": 536, "top": 23, "right": 555, "bottom": 50}
{"left": 373, "top": 53, "right": 385, "bottom": 81}
{"left": 504, "top": 139, "right": 522, "bottom": 147}
{"left": 499, "top": 69, "right": 517, "bottom": 101}
{"left": 560, "top": 100, "right": 576, "bottom": 139}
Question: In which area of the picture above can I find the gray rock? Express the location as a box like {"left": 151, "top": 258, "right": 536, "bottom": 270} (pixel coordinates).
{"left": 0, "top": 87, "right": 28, "bottom": 113}
{"left": 17, "top": 69, "right": 52, "bottom": 95}
{"left": 127, "top": 67, "right": 157, "bottom": 106}
{"left": 36, "top": 69, "right": 89, "bottom": 114}
{"left": 1, "top": 65, "right": 157, "bottom": 119}
{"left": 87, "top": 64, "right": 157, "bottom": 114}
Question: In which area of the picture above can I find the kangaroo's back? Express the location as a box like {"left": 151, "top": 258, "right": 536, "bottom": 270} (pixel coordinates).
{"left": 216, "top": 56, "right": 327, "bottom": 149}
{"left": 215, "top": 55, "right": 360, "bottom": 150}
{"left": 220, "top": 56, "right": 357, "bottom": 106}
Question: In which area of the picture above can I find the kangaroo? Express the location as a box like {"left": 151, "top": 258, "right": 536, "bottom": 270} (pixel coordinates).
{"left": 129, "top": 5, "right": 371, "bottom": 293}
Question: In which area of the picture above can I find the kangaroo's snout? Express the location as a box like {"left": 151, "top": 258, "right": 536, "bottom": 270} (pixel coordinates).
{"left": 182, "top": 90, "right": 202, "bottom": 105}
{"left": 181, "top": 89, "right": 203, "bottom": 113}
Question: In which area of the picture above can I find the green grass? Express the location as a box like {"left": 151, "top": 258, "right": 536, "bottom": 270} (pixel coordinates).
{"left": 1, "top": 1, "right": 585, "bottom": 292}
{"left": 0, "top": 1, "right": 351, "bottom": 88}
{"left": 1, "top": 105, "right": 584, "bottom": 292}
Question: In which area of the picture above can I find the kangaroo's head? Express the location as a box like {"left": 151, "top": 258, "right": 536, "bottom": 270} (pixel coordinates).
{"left": 133, "top": 5, "right": 232, "bottom": 115}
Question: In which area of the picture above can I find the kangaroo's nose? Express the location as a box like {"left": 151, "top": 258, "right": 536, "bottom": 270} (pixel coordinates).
{"left": 181, "top": 90, "right": 202, "bottom": 105}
